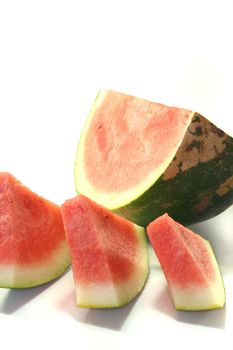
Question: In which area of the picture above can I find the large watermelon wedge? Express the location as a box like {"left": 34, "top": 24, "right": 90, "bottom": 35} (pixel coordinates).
{"left": 0, "top": 172, "right": 71, "bottom": 288}
{"left": 61, "top": 194, "right": 148, "bottom": 308}
{"left": 75, "top": 90, "right": 233, "bottom": 226}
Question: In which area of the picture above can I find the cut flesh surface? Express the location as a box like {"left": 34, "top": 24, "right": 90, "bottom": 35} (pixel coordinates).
{"left": 76, "top": 90, "right": 193, "bottom": 209}
{"left": 0, "top": 172, "right": 70, "bottom": 288}
{"left": 147, "top": 214, "right": 225, "bottom": 310}
{"left": 61, "top": 195, "right": 148, "bottom": 308}
{"left": 75, "top": 90, "right": 233, "bottom": 226}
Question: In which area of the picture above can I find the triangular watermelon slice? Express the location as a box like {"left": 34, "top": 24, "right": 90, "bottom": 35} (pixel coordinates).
{"left": 0, "top": 172, "right": 70, "bottom": 288}
{"left": 61, "top": 195, "right": 148, "bottom": 308}
{"left": 75, "top": 90, "right": 233, "bottom": 226}
{"left": 147, "top": 213, "right": 225, "bottom": 311}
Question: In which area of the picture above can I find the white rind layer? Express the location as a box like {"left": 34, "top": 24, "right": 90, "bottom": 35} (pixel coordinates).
{"left": 76, "top": 283, "right": 118, "bottom": 308}
{"left": 75, "top": 89, "right": 194, "bottom": 210}
{"left": 75, "top": 225, "right": 149, "bottom": 308}
{"left": 171, "top": 241, "right": 225, "bottom": 310}
{"left": 0, "top": 240, "right": 71, "bottom": 288}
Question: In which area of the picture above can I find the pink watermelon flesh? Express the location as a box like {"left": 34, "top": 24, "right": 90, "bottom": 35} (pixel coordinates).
{"left": 0, "top": 172, "right": 70, "bottom": 288}
{"left": 83, "top": 90, "right": 191, "bottom": 193}
{"left": 147, "top": 213, "right": 225, "bottom": 310}
{"left": 61, "top": 195, "right": 148, "bottom": 308}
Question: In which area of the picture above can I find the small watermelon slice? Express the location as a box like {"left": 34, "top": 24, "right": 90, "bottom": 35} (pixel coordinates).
{"left": 61, "top": 195, "right": 148, "bottom": 308}
{"left": 0, "top": 172, "right": 70, "bottom": 288}
{"left": 147, "top": 214, "right": 225, "bottom": 311}
{"left": 75, "top": 89, "right": 233, "bottom": 226}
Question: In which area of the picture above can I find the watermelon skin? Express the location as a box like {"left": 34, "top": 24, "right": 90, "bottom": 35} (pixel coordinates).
{"left": 118, "top": 121, "right": 233, "bottom": 226}
{"left": 147, "top": 214, "right": 225, "bottom": 311}
{"left": 75, "top": 90, "right": 233, "bottom": 227}
{"left": 61, "top": 195, "right": 149, "bottom": 308}
{"left": 0, "top": 172, "right": 71, "bottom": 288}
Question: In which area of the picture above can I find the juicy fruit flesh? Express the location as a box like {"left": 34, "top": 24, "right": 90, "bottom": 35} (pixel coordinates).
{"left": 82, "top": 90, "right": 192, "bottom": 193}
{"left": 147, "top": 214, "right": 225, "bottom": 310}
{"left": 61, "top": 195, "right": 137, "bottom": 284}
{"left": 147, "top": 214, "right": 215, "bottom": 287}
{"left": 0, "top": 173, "right": 66, "bottom": 265}
{"left": 171, "top": 222, "right": 215, "bottom": 287}
{"left": 61, "top": 195, "right": 149, "bottom": 308}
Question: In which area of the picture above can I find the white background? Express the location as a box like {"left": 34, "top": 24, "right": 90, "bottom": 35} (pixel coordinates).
{"left": 0, "top": 1, "right": 233, "bottom": 349}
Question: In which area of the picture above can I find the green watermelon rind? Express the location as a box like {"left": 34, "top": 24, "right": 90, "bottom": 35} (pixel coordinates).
{"left": 117, "top": 134, "right": 233, "bottom": 226}
{"left": 75, "top": 90, "right": 233, "bottom": 226}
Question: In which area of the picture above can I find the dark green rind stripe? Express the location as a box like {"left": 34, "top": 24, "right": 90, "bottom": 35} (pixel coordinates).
{"left": 116, "top": 136, "right": 233, "bottom": 227}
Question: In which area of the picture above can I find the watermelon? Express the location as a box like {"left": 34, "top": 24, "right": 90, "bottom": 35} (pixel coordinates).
{"left": 61, "top": 194, "right": 148, "bottom": 308}
{"left": 0, "top": 172, "right": 70, "bottom": 288}
{"left": 147, "top": 213, "right": 225, "bottom": 311}
{"left": 75, "top": 90, "right": 233, "bottom": 226}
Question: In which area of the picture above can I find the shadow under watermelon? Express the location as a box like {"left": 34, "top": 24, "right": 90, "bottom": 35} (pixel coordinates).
{"left": 58, "top": 287, "right": 139, "bottom": 331}
{"left": 0, "top": 269, "right": 70, "bottom": 315}
{"left": 83, "top": 299, "right": 137, "bottom": 331}
{"left": 0, "top": 284, "right": 51, "bottom": 315}
{"left": 190, "top": 205, "right": 233, "bottom": 272}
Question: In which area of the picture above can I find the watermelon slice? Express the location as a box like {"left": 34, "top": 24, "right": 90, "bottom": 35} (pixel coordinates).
{"left": 147, "top": 213, "right": 225, "bottom": 311}
{"left": 61, "top": 195, "right": 148, "bottom": 308}
{"left": 0, "top": 172, "right": 70, "bottom": 288}
{"left": 75, "top": 90, "right": 233, "bottom": 226}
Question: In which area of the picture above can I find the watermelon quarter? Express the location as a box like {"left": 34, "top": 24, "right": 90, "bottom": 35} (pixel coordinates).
{"left": 75, "top": 90, "right": 233, "bottom": 226}
{"left": 0, "top": 172, "right": 71, "bottom": 288}
{"left": 147, "top": 214, "right": 225, "bottom": 311}
{"left": 61, "top": 195, "right": 148, "bottom": 308}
